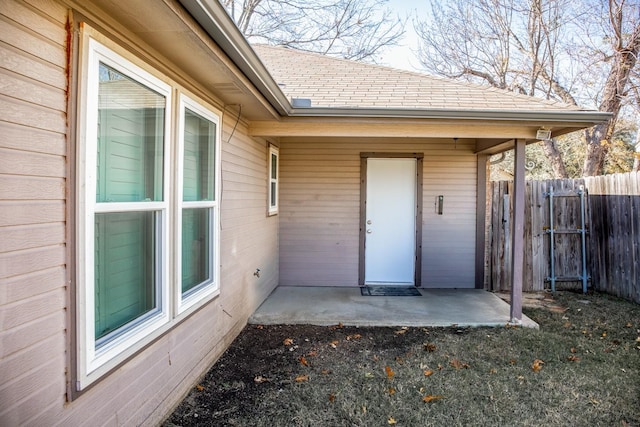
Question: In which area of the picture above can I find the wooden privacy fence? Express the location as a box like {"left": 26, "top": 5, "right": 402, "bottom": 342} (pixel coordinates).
{"left": 488, "top": 171, "right": 640, "bottom": 304}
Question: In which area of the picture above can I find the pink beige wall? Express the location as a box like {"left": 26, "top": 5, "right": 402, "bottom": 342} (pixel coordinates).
{"left": 0, "top": 1, "right": 278, "bottom": 425}
{"left": 278, "top": 138, "right": 478, "bottom": 288}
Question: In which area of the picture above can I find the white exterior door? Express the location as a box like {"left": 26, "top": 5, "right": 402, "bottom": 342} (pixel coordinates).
{"left": 365, "top": 158, "right": 416, "bottom": 285}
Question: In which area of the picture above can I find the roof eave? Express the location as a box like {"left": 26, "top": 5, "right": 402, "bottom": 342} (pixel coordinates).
{"left": 287, "top": 107, "right": 612, "bottom": 123}
{"left": 178, "top": 0, "right": 291, "bottom": 115}
{"left": 178, "top": 0, "right": 609, "bottom": 126}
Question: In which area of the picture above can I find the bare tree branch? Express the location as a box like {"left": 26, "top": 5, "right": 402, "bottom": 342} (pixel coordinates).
{"left": 416, "top": 0, "right": 640, "bottom": 177}
{"left": 220, "top": 0, "right": 406, "bottom": 61}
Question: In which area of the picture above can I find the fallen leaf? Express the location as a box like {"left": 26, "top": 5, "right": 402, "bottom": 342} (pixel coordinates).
{"left": 365, "top": 372, "right": 374, "bottom": 378}
{"left": 283, "top": 338, "right": 294, "bottom": 346}
{"left": 299, "top": 356, "right": 309, "bottom": 366}
{"left": 308, "top": 350, "right": 318, "bottom": 357}
{"left": 395, "top": 328, "right": 408, "bottom": 335}
{"left": 330, "top": 340, "right": 340, "bottom": 348}
{"left": 563, "top": 322, "right": 572, "bottom": 328}
{"left": 388, "top": 416, "right": 397, "bottom": 425}
{"left": 423, "top": 343, "right": 437, "bottom": 352}
{"left": 567, "top": 355, "right": 580, "bottom": 362}
{"left": 255, "top": 324, "right": 264, "bottom": 329}
{"left": 602, "top": 332, "right": 607, "bottom": 337}
{"left": 635, "top": 337, "right": 640, "bottom": 342}
{"left": 450, "top": 359, "right": 469, "bottom": 369}
{"left": 532, "top": 359, "right": 544, "bottom": 372}
{"left": 331, "top": 322, "right": 344, "bottom": 330}
{"left": 328, "top": 394, "right": 335, "bottom": 402}
{"left": 423, "top": 394, "right": 444, "bottom": 403}
{"left": 254, "top": 376, "right": 269, "bottom": 383}
{"left": 385, "top": 366, "right": 395, "bottom": 379}
{"left": 570, "top": 347, "right": 577, "bottom": 353}
{"left": 321, "top": 369, "right": 332, "bottom": 375}
{"left": 388, "top": 387, "right": 396, "bottom": 395}
{"left": 373, "top": 355, "right": 380, "bottom": 362}
{"left": 509, "top": 359, "right": 517, "bottom": 365}
{"left": 346, "top": 334, "right": 362, "bottom": 340}
{"left": 362, "top": 405, "right": 367, "bottom": 414}
{"left": 295, "top": 375, "right": 309, "bottom": 383}
{"left": 589, "top": 398, "right": 600, "bottom": 405}
{"left": 424, "top": 369, "right": 434, "bottom": 377}
{"left": 195, "top": 384, "right": 205, "bottom": 391}
{"left": 490, "top": 368, "right": 498, "bottom": 374}
{"left": 625, "top": 323, "right": 632, "bottom": 328}
{"left": 437, "top": 364, "right": 443, "bottom": 370}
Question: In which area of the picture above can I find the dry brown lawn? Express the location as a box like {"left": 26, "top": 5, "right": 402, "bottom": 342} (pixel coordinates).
{"left": 165, "top": 291, "right": 640, "bottom": 426}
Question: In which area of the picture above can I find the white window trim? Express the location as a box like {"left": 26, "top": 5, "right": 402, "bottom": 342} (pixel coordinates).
{"left": 268, "top": 145, "right": 279, "bottom": 215}
{"left": 76, "top": 30, "right": 222, "bottom": 390}
{"left": 175, "top": 94, "right": 221, "bottom": 314}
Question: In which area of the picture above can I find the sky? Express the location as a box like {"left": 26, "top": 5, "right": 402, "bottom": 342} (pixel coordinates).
{"left": 377, "top": 0, "right": 430, "bottom": 72}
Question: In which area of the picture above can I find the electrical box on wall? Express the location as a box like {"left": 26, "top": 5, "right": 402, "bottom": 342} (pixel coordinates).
{"left": 437, "top": 195, "right": 444, "bottom": 215}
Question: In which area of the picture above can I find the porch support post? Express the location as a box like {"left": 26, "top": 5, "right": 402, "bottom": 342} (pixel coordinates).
{"left": 475, "top": 154, "right": 488, "bottom": 289}
{"left": 510, "top": 139, "right": 525, "bottom": 323}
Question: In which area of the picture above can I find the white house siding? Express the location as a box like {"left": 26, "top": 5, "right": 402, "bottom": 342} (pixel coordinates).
{"left": 279, "top": 138, "right": 477, "bottom": 288}
{"left": 0, "top": 1, "right": 278, "bottom": 425}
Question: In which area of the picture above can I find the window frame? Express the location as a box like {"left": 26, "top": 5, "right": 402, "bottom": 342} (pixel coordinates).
{"left": 175, "top": 94, "right": 221, "bottom": 314}
{"left": 268, "top": 145, "right": 279, "bottom": 215}
{"left": 76, "top": 32, "right": 222, "bottom": 390}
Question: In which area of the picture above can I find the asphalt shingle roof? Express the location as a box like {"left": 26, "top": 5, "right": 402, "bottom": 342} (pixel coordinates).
{"left": 252, "top": 44, "right": 582, "bottom": 112}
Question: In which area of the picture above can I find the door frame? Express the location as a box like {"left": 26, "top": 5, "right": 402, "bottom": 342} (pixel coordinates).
{"left": 359, "top": 152, "right": 424, "bottom": 287}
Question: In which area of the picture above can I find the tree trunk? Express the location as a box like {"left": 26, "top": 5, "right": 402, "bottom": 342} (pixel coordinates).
{"left": 540, "top": 138, "right": 568, "bottom": 178}
{"left": 583, "top": 122, "right": 610, "bottom": 176}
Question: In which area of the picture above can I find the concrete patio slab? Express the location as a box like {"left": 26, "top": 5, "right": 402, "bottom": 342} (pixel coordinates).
{"left": 249, "top": 286, "right": 538, "bottom": 328}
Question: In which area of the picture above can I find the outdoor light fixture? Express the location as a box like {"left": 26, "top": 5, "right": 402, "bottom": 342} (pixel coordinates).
{"left": 536, "top": 128, "right": 552, "bottom": 140}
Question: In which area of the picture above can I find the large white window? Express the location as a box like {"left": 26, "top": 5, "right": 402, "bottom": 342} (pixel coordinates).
{"left": 77, "top": 34, "right": 220, "bottom": 389}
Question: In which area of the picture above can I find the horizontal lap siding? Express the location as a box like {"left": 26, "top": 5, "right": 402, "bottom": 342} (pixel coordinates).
{"left": 54, "top": 69, "right": 276, "bottom": 427}
{"left": 279, "top": 139, "right": 477, "bottom": 288}
{"left": 0, "top": 1, "right": 279, "bottom": 426}
{"left": 0, "top": 1, "right": 69, "bottom": 426}
{"left": 423, "top": 148, "right": 477, "bottom": 288}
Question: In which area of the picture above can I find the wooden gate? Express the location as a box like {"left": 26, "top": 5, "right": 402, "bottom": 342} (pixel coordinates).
{"left": 488, "top": 172, "right": 640, "bottom": 304}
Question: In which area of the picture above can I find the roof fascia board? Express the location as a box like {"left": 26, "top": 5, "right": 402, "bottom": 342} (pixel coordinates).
{"left": 178, "top": 0, "right": 291, "bottom": 115}
{"left": 286, "top": 107, "right": 612, "bottom": 123}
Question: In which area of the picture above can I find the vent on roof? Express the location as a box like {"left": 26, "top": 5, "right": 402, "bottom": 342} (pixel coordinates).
{"left": 291, "top": 98, "right": 312, "bottom": 108}
{"left": 212, "top": 82, "right": 245, "bottom": 95}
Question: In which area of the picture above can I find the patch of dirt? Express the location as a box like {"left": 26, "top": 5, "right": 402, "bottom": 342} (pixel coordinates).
{"left": 496, "top": 291, "right": 567, "bottom": 312}
{"left": 164, "top": 292, "right": 640, "bottom": 427}
{"left": 165, "top": 323, "right": 428, "bottom": 426}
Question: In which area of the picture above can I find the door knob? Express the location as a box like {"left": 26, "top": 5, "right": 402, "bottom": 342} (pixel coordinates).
{"left": 367, "top": 220, "right": 372, "bottom": 225}
{"left": 367, "top": 229, "right": 372, "bottom": 234}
